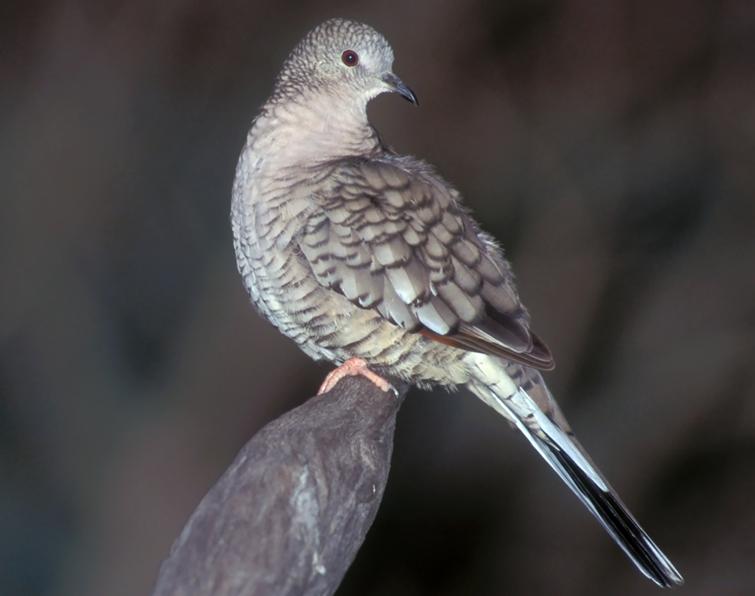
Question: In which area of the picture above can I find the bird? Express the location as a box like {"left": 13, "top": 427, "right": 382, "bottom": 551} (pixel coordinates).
{"left": 231, "top": 18, "right": 683, "bottom": 588}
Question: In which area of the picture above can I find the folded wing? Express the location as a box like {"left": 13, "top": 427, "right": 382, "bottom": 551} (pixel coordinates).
{"left": 298, "top": 156, "right": 554, "bottom": 370}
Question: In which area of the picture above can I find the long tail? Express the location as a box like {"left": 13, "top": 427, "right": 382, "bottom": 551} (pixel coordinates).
{"left": 466, "top": 353, "right": 683, "bottom": 588}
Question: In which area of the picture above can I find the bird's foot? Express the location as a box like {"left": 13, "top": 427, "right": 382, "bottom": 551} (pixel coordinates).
{"left": 317, "top": 358, "right": 398, "bottom": 397}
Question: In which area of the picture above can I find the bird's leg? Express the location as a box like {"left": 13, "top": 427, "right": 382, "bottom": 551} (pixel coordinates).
{"left": 317, "top": 358, "right": 398, "bottom": 396}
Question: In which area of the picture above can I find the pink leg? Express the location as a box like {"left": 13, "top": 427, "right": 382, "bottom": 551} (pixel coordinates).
{"left": 317, "top": 358, "right": 397, "bottom": 396}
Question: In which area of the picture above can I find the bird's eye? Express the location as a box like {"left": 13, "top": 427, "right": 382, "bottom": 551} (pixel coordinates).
{"left": 341, "top": 50, "right": 359, "bottom": 67}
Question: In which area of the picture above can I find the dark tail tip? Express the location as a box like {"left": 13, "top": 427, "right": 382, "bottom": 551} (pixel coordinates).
{"left": 551, "top": 448, "right": 684, "bottom": 588}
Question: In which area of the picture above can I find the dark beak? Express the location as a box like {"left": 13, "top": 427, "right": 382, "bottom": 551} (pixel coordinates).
{"left": 382, "top": 72, "right": 418, "bottom": 106}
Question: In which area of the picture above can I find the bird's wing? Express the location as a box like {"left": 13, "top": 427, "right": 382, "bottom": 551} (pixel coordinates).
{"left": 298, "top": 157, "right": 554, "bottom": 370}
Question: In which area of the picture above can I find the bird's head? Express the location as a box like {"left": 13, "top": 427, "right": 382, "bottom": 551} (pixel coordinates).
{"left": 274, "top": 18, "right": 418, "bottom": 108}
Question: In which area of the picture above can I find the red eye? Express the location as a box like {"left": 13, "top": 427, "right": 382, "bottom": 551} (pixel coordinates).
{"left": 341, "top": 50, "right": 359, "bottom": 67}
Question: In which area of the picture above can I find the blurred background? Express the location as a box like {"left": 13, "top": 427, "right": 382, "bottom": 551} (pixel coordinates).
{"left": 2, "top": 1, "right": 754, "bottom": 595}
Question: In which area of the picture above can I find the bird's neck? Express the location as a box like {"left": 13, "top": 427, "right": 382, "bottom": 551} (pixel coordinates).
{"left": 251, "top": 93, "right": 381, "bottom": 167}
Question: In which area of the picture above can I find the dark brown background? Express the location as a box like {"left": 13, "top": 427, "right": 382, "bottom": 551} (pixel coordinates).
{"left": 2, "top": 1, "right": 754, "bottom": 595}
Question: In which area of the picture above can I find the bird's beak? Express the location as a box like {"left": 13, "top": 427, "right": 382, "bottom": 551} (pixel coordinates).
{"left": 382, "top": 72, "right": 418, "bottom": 105}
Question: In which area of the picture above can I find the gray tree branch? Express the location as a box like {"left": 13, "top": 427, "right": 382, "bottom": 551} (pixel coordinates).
{"left": 152, "top": 375, "right": 408, "bottom": 596}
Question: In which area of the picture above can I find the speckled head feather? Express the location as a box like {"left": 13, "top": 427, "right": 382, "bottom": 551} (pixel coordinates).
{"left": 272, "top": 18, "right": 395, "bottom": 103}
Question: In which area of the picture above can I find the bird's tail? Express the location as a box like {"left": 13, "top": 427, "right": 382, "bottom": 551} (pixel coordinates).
{"left": 466, "top": 353, "right": 683, "bottom": 588}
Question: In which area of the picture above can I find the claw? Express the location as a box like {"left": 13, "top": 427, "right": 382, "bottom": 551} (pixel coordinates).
{"left": 317, "top": 358, "right": 397, "bottom": 396}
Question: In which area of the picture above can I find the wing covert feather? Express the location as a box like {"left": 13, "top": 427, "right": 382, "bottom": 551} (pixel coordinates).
{"left": 297, "top": 157, "right": 554, "bottom": 370}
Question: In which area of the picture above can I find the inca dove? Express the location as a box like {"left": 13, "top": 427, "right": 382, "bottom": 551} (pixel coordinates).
{"left": 231, "top": 18, "right": 683, "bottom": 587}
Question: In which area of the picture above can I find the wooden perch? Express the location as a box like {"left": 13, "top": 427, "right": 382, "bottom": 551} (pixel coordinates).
{"left": 152, "top": 375, "right": 408, "bottom": 596}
